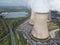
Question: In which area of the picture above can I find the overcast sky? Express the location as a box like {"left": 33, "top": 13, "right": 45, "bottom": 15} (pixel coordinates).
{"left": 0, "top": 0, "right": 28, "bottom": 6}
{"left": 0, "top": 0, "right": 60, "bottom": 11}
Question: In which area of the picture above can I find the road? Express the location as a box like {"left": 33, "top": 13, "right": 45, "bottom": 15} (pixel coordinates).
{"left": 1, "top": 17, "right": 16, "bottom": 45}
{"left": 20, "top": 19, "right": 60, "bottom": 45}
{"left": 7, "top": 24, "right": 16, "bottom": 45}
{"left": 20, "top": 19, "right": 37, "bottom": 45}
{"left": 20, "top": 19, "right": 47, "bottom": 45}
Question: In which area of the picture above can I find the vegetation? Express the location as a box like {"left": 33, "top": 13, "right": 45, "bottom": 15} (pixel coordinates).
{"left": 6, "top": 17, "right": 30, "bottom": 45}
{"left": 0, "top": 20, "right": 8, "bottom": 39}
{"left": 17, "top": 31, "right": 30, "bottom": 45}
{"left": 0, "top": 35, "right": 11, "bottom": 45}
{"left": 1, "top": 7, "right": 31, "bottom": 13}
{"left": 5, "top": 16, "right": 29, "bottom": 30}
{"left": 14, "top": 31, "right": 30, "bottom": 45}
{"left": 14, "top": 31, "right": 19, "bottom": 45}
{"left": 48, "top": 22, "right": 59, "bottom": 31}
{"left": 0, "top": 18, "right": 10, "bottom": 45}
{"left": 0, "top": 8, "right": 31, "bottom": 45}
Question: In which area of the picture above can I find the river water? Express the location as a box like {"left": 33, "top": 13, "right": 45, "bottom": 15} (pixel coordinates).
{"left": 3, "top": 12, "right": 28, "bottom": 18}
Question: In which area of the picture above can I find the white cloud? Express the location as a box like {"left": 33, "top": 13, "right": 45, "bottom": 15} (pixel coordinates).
{"left": 0, "top": 0, "right": 60, "bottom": 12}
{"left": 28, "top": 0, "right": 50, "bottom": 13}
{"left": 50, "top": 0, "right": 60, "bottom": 11}
{"left": 0, "top": 0, "right": 28, "bottom": 6}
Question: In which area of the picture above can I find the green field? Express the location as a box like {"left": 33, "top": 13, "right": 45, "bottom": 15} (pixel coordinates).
{"left": 14, "top": 31, "right": 19, "bottom": 45}
{"left": 0, "top": 35, "right": 11, "bottom": 45}
{"left": 14, "top": 31, "right": 30, "bottom": 45}
{"left": 5, "top": 17, "right": 30, "bottom": 45}
{"left": 0, "top": 17, "right": 59, "bottom": 45}
{"left": 0, "top": 20, "right": 7, "bottom": 39}
{"left": 5, "top": 17, "right": 29, "bottom": 29}
{"left": 48, "top": 22, "right": 59, "bottom": 31}
{"left": 0, "top": 8, "right": 31, "bottom": 45}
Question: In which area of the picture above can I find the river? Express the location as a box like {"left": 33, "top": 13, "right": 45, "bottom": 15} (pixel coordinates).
{"left": 3, "top": 11, "right": 28, "bottom": 18}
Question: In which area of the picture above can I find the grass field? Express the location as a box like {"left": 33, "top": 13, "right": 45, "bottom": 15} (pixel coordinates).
{"left": 5, "top": 17, "right": 27, "bottom": 28}
{"left": 48, "top": 22, "right": 59, "bottom": 31}
{"left": 0, "top": 20, "right": 7, "bottom": 39}
{"left": 17, "top": 31, "right": 30, "bottom": 45}
{"left": 5, "top": 17, "right": 30, "bottom": 45}
{"left": 14, "top": 31, "right": 19, "bottom": 45}
{"left": 0, "top": 35, "right": 11, "bottom": 45}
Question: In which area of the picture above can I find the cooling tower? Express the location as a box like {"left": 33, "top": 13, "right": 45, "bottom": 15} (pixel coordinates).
{"left": 29, "top": 0, "right": 50, "bottom": 40}
{"left": 29, "top": 11, "right": 35, "bottom": 25}
{"left": 30, "top": 13, "right": 49, "bottom": 39}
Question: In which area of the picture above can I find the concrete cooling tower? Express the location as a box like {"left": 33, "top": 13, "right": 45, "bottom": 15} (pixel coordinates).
{"left": 31, "top": 13, "right": 49, "bottom": 39}
{"left": 29, "top": 12, "right": 35, "bottom": 25}
{"left": 29, "top": 0, "right": 50, "bottom": 40}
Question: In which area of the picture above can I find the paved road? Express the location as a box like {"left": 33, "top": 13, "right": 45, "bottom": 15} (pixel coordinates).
{"left": 20, "top": 19, "right": 47, "bottom": 45}
{"left": 20, "top": 19, "right": 37, "bottom": 45}
{"left": 50, "top": 29, "right": 60, "bottom": 38}
{"left": 1, "top": 18, "right": 16, "bottom": 45}
{"left": 20, "top": 19, "right": 60, "bottom": 45}
{"left": 7, "top": 25, "right": 16, "bottom": 45}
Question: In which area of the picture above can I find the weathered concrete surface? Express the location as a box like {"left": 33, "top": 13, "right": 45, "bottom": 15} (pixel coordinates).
{"left": 50, "top": 29, "right": 60, "bottom": 38}
{"left": 19, "top": 19, "right": 60, "bottom": 45}
{"left": 29, "top": 12, "right": 35, "bottom": 25}
{"left": 31, "top": 13, "right": 49, "bottom": 39}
